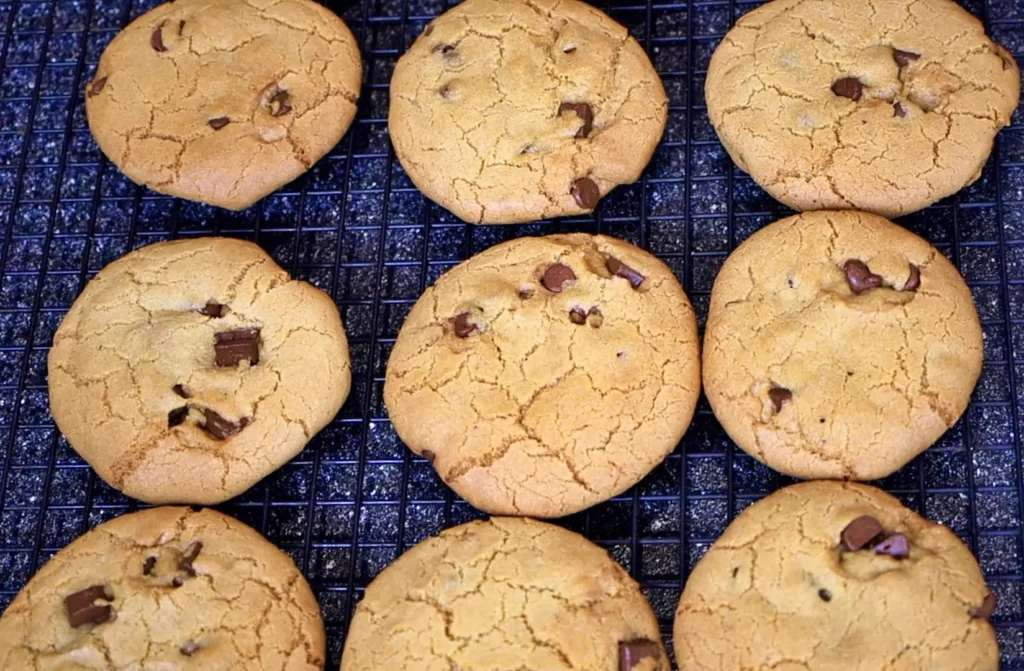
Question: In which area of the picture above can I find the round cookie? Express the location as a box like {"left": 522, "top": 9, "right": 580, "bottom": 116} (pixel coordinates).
{"left": 674, "top": 481, "right": 999, "bottom": 670}
{"left": 705, "top": 0, "right": 1020, "bottom": 217}
{"left": 0, "top": 507, "right": 325, "bottom": 670}
{"left": 342, "top": 517, "right": 669, "bottom": 671}
{"left": 703, "top": 211, "right": 982, "bottom": 480}
{"left": 384, "top": 233, "right": 700, "bottom": 517}
{"left": 48, "top": 237, "right": 351, "bottom": 504}
{"left": 86, "top": 0, "right": 361, "bottom": 210}
{"left": 389, "top": 0, "right": 667, "bottom": 224}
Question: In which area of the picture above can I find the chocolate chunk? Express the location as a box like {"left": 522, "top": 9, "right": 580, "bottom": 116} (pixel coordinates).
{"left": 873, "top": 533, "right": 910, "bottom": 558}
{"left": 841, "top": 515, "right": 884, "bottom": 551}
{"left": 831, "top": 77, "right": 863, "bottom": 101}
{"left": 542, "top": 263, "right": 576, "bottom": 293}
{"left": 893, "top": 49, "right": 920, "bottom": 67}
{"left": 143, "top": 557, "right": 156, "bottom": 575}
{"left": 422, "top": 449, "right": 436, "bottom": 464}
{"left": 181, "top": 641, "right": 200, "bottom": 656}
{"left": 65, "top": 585, "right": 114, "bottom": 628}
{"left": 842, "top": 259, "right": 884, "bottom": 294}
{"left": 168, "top": 406, "right": 189, "bottom": 428}
{"left": 618, "top": 639, "right": 661, "bottom": 671}
{"left": 151, "top": 22, "right": 167, "bottom": 52}
{"left": 605, "top": 257, "right": 645, "bottom": 289}
{"left": 569, "top": 307, "right": 587, "bottom": 325}
{"left": 558, "top": 102, "right": 594, "bottom": 138}
{"left": 571, "top": 177, "right": 600, "bottom": 209}
{"left": 214, "top": 328, "right": 260, "bottom": 367}
{"left": 178, "top": 542, "right": 203, "bottom": 577}
{"left": 972, "top": 591, "right": 997, "bottom": 619}
{"left": 768, "top": 387, "right": 792, "bottom": 412}
{"left": 903, "top": 264, "right": 920, "bottom": 291}
{"left": 818, "top": 589, "right": 832, "bottom": 602}
{"left": 893, "top": 101, "right": 907, "bottom": 118}
{"left": 208, "top": 117, "right": 230, "bottom": 130}
{"left": 88, "top": 76, "right": 107, "bottom": 97}
{"left": 202, "top": 409, "right": 247, "bottom": 440}
{"left": 453, "top": 312, "right": 477, "bottom": 338}
{"left": 269, "top": 89, "right": 292, "bottom": 117}
{"left": 199, "top": 300, "right": 224, "bottom": 317}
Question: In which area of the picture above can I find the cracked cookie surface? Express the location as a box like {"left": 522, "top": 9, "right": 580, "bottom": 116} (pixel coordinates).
{"left": 383, "top": 233, "right": 700, "bottom": 517}
{"left": 0, "top": 507, "right": 325, "bottom": 670}
{"left": 85, "top": 0, "right": 361, "bottom": 210}
{"left": 705, "top": 0, "right": 1020, "bottom": 217}
{"left": 389, "top": 0, "right": 667, "bottom": 224}
{"left": 341, "top": 517, "right": 669, "bottom": 671}
{"left": 48, "top": 237, "right": 351, "bottom": 504}
{"left": 674, "top": 481, "right": 998, "bottom": 670}
{"left": 703, "top": 211, "right": 982, "bottom": 480}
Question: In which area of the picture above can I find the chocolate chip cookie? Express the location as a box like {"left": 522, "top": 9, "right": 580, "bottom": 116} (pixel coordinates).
{"left": 703, "top": 211, "right": 982, "bottom": 480}
{"left": 342, "top": 517, "right": 669, "bottom": 671}
{"left": 389, "top": 0, "right": 667, "bottom": 223}
{"left": 0, "top": 507, "right": 325, "bottom": 669}
{"left": 384, "top": 233, "right": 700, "bottom": 517}
{"left": 86, "top": 0, "right": 361, "bottom": 210}
{"left": 674, "top": 481, "right": 999, "bottom": 670}
{"left": 48, "top": 237, "right": 351, "bottom": 504}
{"left": 705, "top": 0, "right": 1020, "bottom": 217}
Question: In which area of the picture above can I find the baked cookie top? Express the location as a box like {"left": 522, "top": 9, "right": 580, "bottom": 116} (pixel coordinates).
{"left": 703, "top": 211, "right": 982, "bottom": 480}
{"left": 342, "top": 517, "right": 669, "bottom": 671}
{"left": 0, "top": 507, "right": 325, "bottom": 670}
{"left": 389, "top": 0, "right": 667, "bottom": 224}
{"left": 705, "top": 0, "right": 1020, "bottom": 217}
{"left": 48, "top": 237, "right": 351, "bottom": 504}
{"left": 384, "top": 233, "right": 700, "bottom": 518}
{"left": 675, "top": 481, "right": 999, "bottom": 670}
{"left": 85, "top": 0, "right": 361, "bottom": 210}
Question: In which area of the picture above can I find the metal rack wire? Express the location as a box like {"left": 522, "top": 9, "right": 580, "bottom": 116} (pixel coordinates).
{"left": 0, "top": 0, "right": 1021, "bottom": 666}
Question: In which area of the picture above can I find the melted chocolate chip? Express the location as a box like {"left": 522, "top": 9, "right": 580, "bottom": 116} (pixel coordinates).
{"left": 841, "top": 515, "right": 884, "bottom": 551}
{"left": 181, "top": 641, "right": 201, "bottom": 656}
{"left": 569, "top": 307, "right": 587, "bottom": 325}
{"left": 202, "top": 409, "right": 248, "bottom": 440}
{"left": 151, "top": 22, "right": 167, "bottom": 52}
{"left": 208, "top": 117, "right": 230, "bottom": 130}
{"left": 903, "top": 264, "right": 920, "bottom": 291}
{"left": 831, "top": 77, "right": 863, "bottom": 101}
{"left": 605, "top": 257, "right": 645, "bottom": 289}
{"left": 542, "top": 263, "right": 576, "bottom": 293}
{"left": 214, "top": 328, "right": 260, "bottom": 367}
{"left": 893, "top": 49, "right": 920, "bottom": 67}
{"left": 199, "top": 300, "right": 224, "bottom": 317}
{"left": 842, "top": 259, "right": 884, "bottom": 294}
{"left": 178, "top": 542, "right": 203, "bottom": 577}
{"left": 88, "top": 77, "right": 107, "bottom": 97}
{"left": 143, "top": 556, "right": 156, "bottom": 575}
{"left": 453, "top": 312, "right": 477, "bottom": 338}
{"left": 269, "top": 89, "right": 292, "bottom": 117}
{"left": 571, "top": 177, "right": 600, "bottom": 209}
{"left": 558, "top": 102, "right": 594, "bottom": 138}
{"left": 65, "top": 585, "right": 114, "bottom": 628}
{"left": 972, "top": 591, "right": 997, "bottom": 619}
{"left": 818, "top": 588, "right": 832, "bottom": 602}
{"left": 168, "top": 406, "right": 189, "bottom": 428}
{"left": 768, "top": 387, "right": 792, "bottom": 412}
{"left": 873, "top": 533, "right": 910, "bottom": 558}
{"left": 173, "top": 384, "right": 190, "bottom": 399}
{"left": 893, "top": 101, "right": 907, "bottom": 118}
{"left": 618, "top": 639, "right": 661, "bottom": 671}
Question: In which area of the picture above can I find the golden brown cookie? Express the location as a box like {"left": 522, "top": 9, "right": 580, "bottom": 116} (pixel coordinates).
{"left": 703, "top": 211, "right": 982, "bottom": 481}
{"left": 341, "top": 517, "right": 670, "bottom": 671}
{"left": 674, "top": 481, "right": 999, "bottom": 670}
{"left": 48, "top": 237, "right": 351, "bottom": 504}
{"left": 389, "top": 0, "right": 667, "bottom": 223}
{"left": 86, "top": 0, "right": 362, "bottom": 210}
{"left": 384, "top": 233, "right": 700, "bottom": 517}
{"left": 0, "top": 507, "right": 325, "bottom": 670}
{"left": 705, "top": 0, "right": 1020, "bottom": 217}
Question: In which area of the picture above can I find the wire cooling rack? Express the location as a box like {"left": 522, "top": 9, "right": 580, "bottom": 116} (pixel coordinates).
{"left": 0, "top": 0, "right": 1022, "bottom": 666}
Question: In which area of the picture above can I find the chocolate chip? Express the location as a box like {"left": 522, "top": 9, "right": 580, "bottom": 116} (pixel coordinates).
{"left": 269, "top": 89, "right": 292, "bottom": 117}
{"left": 972, "top": 591, "right": 997, "bottom": 619}
{"left": 88, "top": 76, "right": 107, "bottom": 97}
{"left": 563, "top": 45, "right": 576, "bottom": 54}
{"left": 143, "top": 557, "right": 156, "bottom": 575}
{"left": 202, "top": 409, "right": 247, "bottom": 440}
{"left": 453, "top": 312, "right": 477, "bottom": 337}
{"left": 831, "top": 77, "right": 863, "bottom": 101}
{"left": 605, "top": 257, "right": 645, "bottom": 289}
{"left": 65, "top": 585, "right": 114, "bottom": 628}
{"left": 841, "top": 515, "right": 884, "bottom": 551}
{"left": 214, "top": 328, "right": 260, "bottom": 367}
{"left": 893, "top": 49, "right": 920, "bottom": 67}
{"left": 178, "top": 542, "right": 202, "bottom": 577}
{"left": 587, "top": 306, "right": 603, "bottom": 328}
{"left": 178, "top": 19, "right": 185, "bottom": 34}
{"left": 208, "top": 117, "right": 230, "bottom": 130}
{"left": 873, "top": 533, "right": 910, "bottom": 558}
{"left": 1003, "top": 56, "right": 1013, "bottom": 71}
{"left": 569, "top": 307, "right": 587, "bottom": 325}
{"left": 768, "top": 387, "right": 792, "bottom": 412}
{"left": 173, "top": 384, "right": 190, "bottom": 398}
{"left": 518, "top": 287, "right": 534, "bottom": 299}
{"left": 438, "top": 84, "right": 455, "bottom": 100}
{"left": 558, "top": 102, "right": 594, "bottom": 139}
{"left": 422, "top": 449, "right": 436, "bottom": 464}
{"left": 199, "top": 300, "right": 224, "bottom": 317}
{"left": 618, "top": 639, "right": 661, "bottom": 671}
{"left": 541, "top": 263, "right": 576, "bottom": 293}
{"left": 423, "top": 23, "right": 433, "bottom": 36}
{"left": 433, "top": 43, "right": 460, "bottom": 64}
{"left": 818, "top": 589, "right": 832, "bottom": 602}
{"left": 842, "top": 259, "right": 884, "bottom": 294}
{"left": 903, "top": 264, "right": 920, "bottom": 291}
{"left": 181, "top": 641, "right": 200, "bottom": 656}
{"left": 168, "top": 406, "right": 188, "bottom": 428}
{"left": 151, "top": 22, "right": 167, "bottom": 52}
{"left": 172, "top": 577, "right": 184, "bottom": 588}
{"left": 571, "top": 177, "right": 600, "bottom": 209}
{"left": 893, "top": 101, "right": 907, "bottom": 118}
